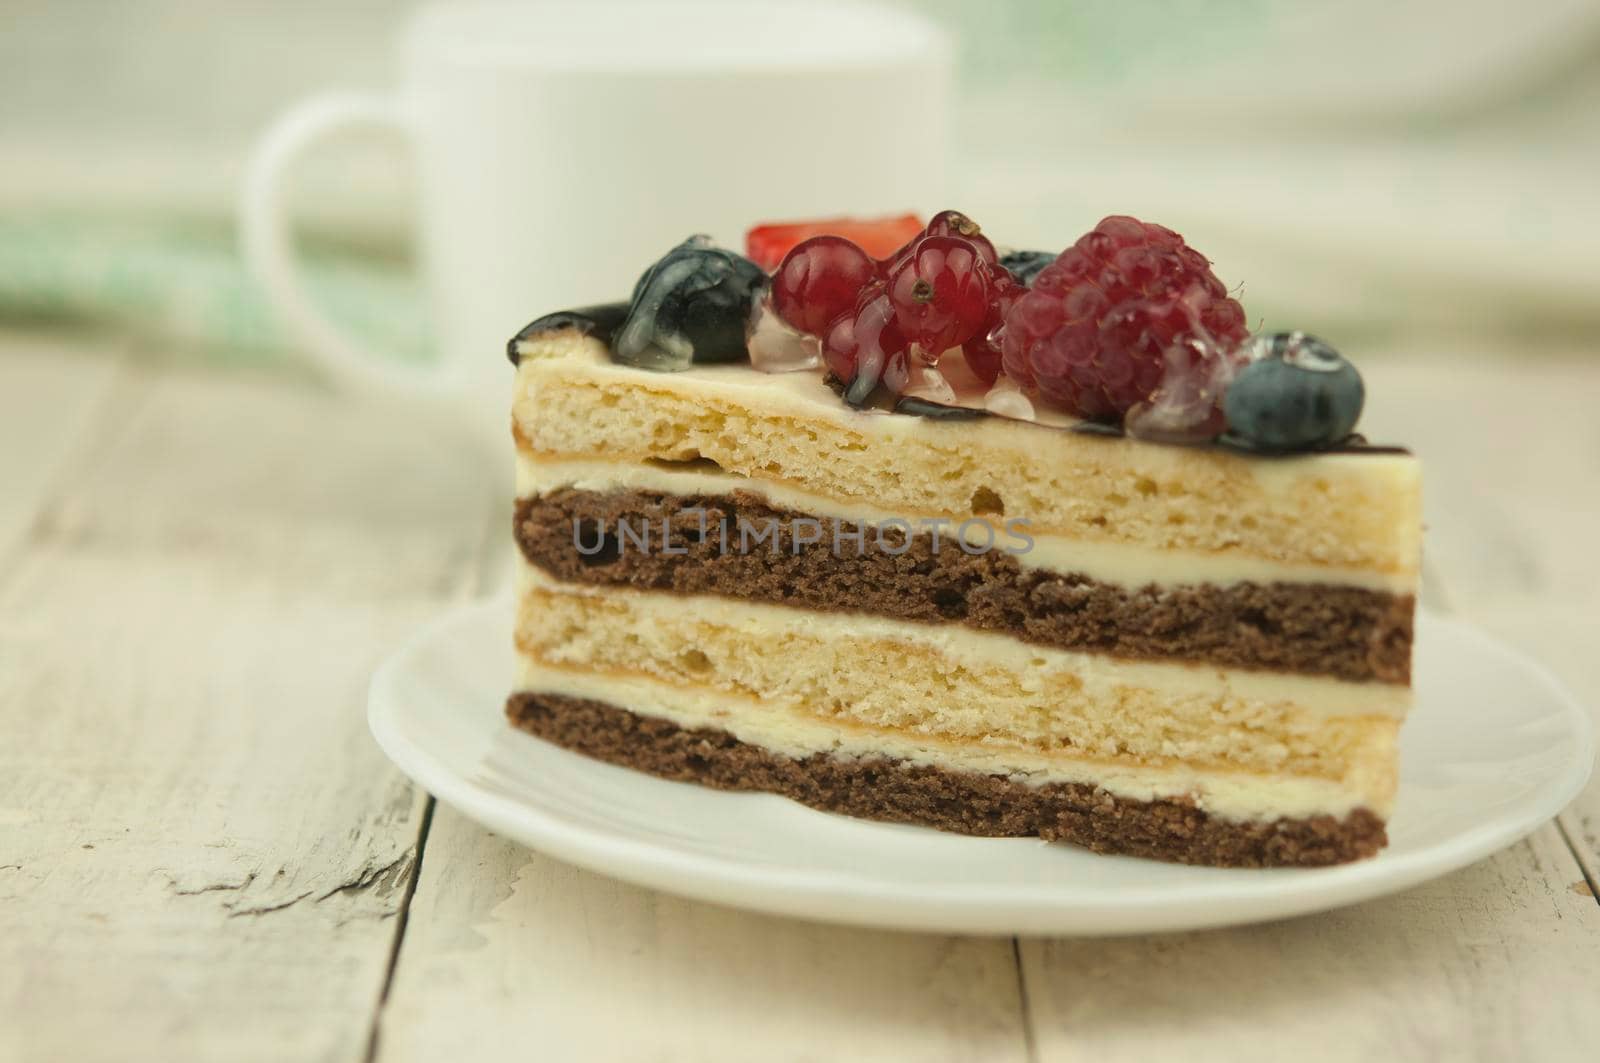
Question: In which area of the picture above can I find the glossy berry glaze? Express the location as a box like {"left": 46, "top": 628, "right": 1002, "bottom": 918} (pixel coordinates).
{"left": 826, "top": 287, "right": 908, "bottom": 406}
{"left": 612, "top": 236, "right": 767, "bottom": 370}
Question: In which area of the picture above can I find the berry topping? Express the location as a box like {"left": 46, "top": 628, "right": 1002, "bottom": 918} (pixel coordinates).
{"left": 881, "top": 209, "right": 1000, "bottom": 277}
{"left": 599, "top": 209, "right": 1357, "bottom": 452}
{"left": 924, "top": 210, "right": 999, "bottom": 265}
{"left": 743, "top": 209, "right": 1029, "bottom": 406}
{"left": 998, "top": 249, "right": 1056, "bottom": 287}
{"left": 1223, "top": 332, "right": 1364, "bottom": 451}
{"left": 745, "top": 214, "right": 924, "bottom": 272}
{"left": 1000, "top": 215, "right": 1249, "bottom": 423}
{"left": 822, "top": 285, "right": 908, "bottom": 406}
{"left": 614, "top": 236, "right": 766, "bottom": 370}
{"left": 1123, "top": 350, "right": 1234, "bottom": 444}
{"left": 770, "top": 236, "right": 878, "bottom": 337}
{"left": 745, "top": 300, "right": 822, "bottom": 373}
{"left": 961, "top": 272, "right": 1020, "bottom": 386}
{"left": 886, "top": 235, "right": 993, "bottom": 356}
{"left": 820, "top": 312, "right": 859, "bottom": 383}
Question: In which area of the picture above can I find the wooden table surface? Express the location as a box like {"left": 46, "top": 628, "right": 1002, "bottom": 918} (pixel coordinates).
{"left": 2, "top": 330, "right": 1596, "bottom": 1062}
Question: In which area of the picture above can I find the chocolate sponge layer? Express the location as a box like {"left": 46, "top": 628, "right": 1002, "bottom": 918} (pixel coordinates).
{"left": 514, "top": 488, "right": 1413, "bottom": 683}
{"left": 507, "top": 692, "right": 1386, "bottom": 867}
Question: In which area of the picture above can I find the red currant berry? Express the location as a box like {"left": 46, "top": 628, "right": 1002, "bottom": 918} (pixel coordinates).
{"left": 770, "top": 236, "right": 878, "bottom": 338}
{"left": 839, "top": 286, "right": 907, "bottom": 406}
{"left": 887, "top": 236, "right": 993, "bottom": 356}
{"left": 821, "top": 312, "right": 858, "bottom": 382}
{"left": 878, "top": 208, "right": 999, "bottom": 277}
{"left": 745, "top": 214, "right": 923, "bottom": 271}
{"left": 963, "top": 274, "right": 1020, "bottom": 386}
{"left": 925, "top": 209, "right": 999, "bottom": 266}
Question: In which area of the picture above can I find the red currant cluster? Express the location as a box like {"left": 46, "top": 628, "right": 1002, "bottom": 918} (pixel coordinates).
{"left": 767, "top": 211, "right": 1018, "bottom": 406}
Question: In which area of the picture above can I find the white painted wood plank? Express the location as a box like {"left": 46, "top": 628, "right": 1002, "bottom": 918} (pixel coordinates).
{"left": 1019, "top": 827, "right": 1600, "bottom": 1063}
{"left": 0, "top": 359, "right": 499, "bottom": 1063}
{"left": 0, "top": 331, "right": 123, "bottom": 562}
{"left": 377, "top": 807, "right": 1030, "bottom": 1063}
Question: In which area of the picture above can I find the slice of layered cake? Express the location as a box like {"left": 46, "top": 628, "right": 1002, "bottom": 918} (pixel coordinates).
{"left": 506, "top": 213, "right": 1421, "bottom": 867}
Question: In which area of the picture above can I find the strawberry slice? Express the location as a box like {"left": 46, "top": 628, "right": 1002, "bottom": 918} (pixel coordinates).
{"left": 745, "top": 213, "right": 924, "bottom": 272}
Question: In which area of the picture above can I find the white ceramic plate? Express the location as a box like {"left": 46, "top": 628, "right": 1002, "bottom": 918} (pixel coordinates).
{"left": 369, "top": 600, "right": 1593, "bottom": 935}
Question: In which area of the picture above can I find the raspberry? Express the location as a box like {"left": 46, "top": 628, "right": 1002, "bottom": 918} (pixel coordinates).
{"left": 771, "top": 236, "right": 878, "bottom": 337}
{"left": 886, "top": 235, "right": 992, "bottom": 356}
{"left": 745, "top": 214, "right": 924, "bottom": 271}
{"left": 1000, "top": 215, "right": 1248, "bottom": 422}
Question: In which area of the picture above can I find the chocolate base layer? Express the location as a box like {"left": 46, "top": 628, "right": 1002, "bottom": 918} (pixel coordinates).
{"left": 507, "top": 692, "right": 1387, "bottom": 868}
{"left": 515, "top": 488, "right": 1414, "bottom": 683}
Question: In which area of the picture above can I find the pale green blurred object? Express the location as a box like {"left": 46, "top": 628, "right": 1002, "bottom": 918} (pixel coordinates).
{"left": 0, "top": 213, "right": 428, "bottom": 367}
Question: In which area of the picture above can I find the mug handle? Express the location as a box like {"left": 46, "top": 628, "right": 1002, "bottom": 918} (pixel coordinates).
{"left": 240, "top": 92, "right": 454, "bottom": 400}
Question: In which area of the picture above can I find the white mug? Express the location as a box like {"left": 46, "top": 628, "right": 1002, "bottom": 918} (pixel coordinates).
{"left": 241, "top": 0, "right": 952, "bottom": 444}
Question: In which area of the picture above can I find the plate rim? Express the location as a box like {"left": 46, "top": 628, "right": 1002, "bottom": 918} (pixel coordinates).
{"left": 369, "top": 600, "right": 1595, "bottom": 935}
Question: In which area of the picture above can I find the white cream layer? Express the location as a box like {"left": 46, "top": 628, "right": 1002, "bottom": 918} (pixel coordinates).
{"left": 516, "top": 661, "right": 1385, "bottom": 823}
{"left": 516, "top": 454, "right": 1416, "bottom": 594}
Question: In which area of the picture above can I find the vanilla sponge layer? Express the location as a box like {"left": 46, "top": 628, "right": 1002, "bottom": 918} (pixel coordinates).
{"left": 514, "top": 567, "right": 1400, "bottom": 820}
{"left": 511, "top": 332, "right": 1422, "bottom": 578}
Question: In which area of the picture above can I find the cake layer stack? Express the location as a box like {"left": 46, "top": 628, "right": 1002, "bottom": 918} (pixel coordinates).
{"left": 506, "top": 319, "right": 1421, "bottom": 866}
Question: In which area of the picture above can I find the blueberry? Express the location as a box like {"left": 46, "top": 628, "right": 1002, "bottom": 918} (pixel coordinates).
{"left": 998, "top": 250, "right": 1056, "bottom": 287}
{"left": 613, "top": 236, "right": 767, "bottom": 370}
{"left": 1222, "top": 332, "right": 1364, "bottom": 452}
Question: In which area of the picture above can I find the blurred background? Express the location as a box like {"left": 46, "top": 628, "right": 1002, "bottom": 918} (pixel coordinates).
{"left": 6, "top": 7, "right": 1598, "bottom": 1056}
{"left": 5, "top": 0, "right": 1598, "bottom": 374}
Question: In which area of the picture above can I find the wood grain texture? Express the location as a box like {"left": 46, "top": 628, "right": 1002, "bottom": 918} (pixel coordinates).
{"left": 0, "top": 333, "right": 123, "bottom": 564}
{"left": 1019, "top": 827, "right": 1600, "bottom": 1063}
{"left": 0, "top": 355, "right": 498, "bottom": 1062}
{"left": 375, "top": 805, "right": 1029, "bottom": 1063}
